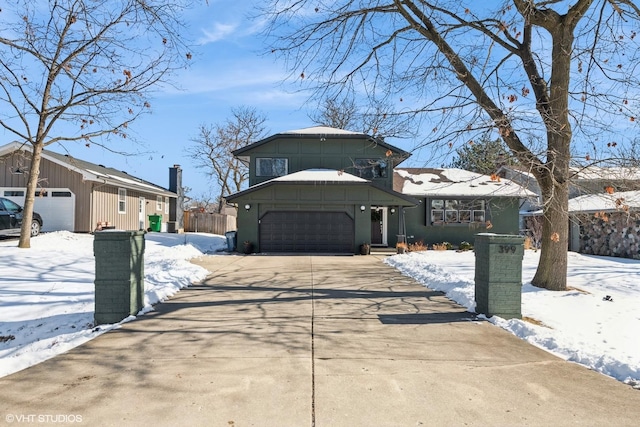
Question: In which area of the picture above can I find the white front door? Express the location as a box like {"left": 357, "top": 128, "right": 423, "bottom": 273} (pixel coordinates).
{"left": 380, "top": 207, "right": 388, "bottom": 246}
{"left": 139, "top": 197, "right": 145, "bottom": 230}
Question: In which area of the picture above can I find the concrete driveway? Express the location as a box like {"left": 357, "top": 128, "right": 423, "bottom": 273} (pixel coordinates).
{"left": 1, "top": 254, "right": 639, "bottom": 426}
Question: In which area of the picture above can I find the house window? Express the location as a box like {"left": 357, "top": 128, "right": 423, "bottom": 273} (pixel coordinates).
{"left": 4, "top": 191, "right": 24, "bottom": 197}
{"left": 430, "top": 199, "right": 486, "bottom": 224}
{"left": 156, "top": 195, "right": 163, "bottom": 211}
{"left": 164, "top": 197, "right": 170, "bottom": 215}
{"left": 256, "top": 158, "right": 288, "bottom": 177}
{"left": 118, "top": 188, "right": 126, "bottom": 214}
{"left": 354, "top": 159, "right": 388, "bottom": 179}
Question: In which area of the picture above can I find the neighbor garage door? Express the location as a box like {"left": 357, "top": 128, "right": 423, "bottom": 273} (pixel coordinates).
{"left": 259, "top": 211, "right": 354, "bottom": 253}
{"left": 1, "top": 187, "right": 75, "bottom": 232}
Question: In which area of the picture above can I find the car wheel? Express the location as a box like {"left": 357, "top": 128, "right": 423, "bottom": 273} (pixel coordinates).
{"left": 30, "top": 220, "right": 41, "bottom": 237}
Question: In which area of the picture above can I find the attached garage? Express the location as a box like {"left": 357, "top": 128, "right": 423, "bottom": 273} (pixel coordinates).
{"left": 260, "top": 211, "right": 354, "bottom": 253}
{"left": 227, "top": 169, "right": 419, "bottom": 254}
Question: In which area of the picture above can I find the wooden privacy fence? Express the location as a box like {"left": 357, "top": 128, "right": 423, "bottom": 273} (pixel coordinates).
{"left": 183, "top": 211, "right": 236, "bottom": 235}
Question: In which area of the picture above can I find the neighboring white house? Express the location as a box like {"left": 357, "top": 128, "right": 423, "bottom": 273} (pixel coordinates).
{"left": 566, "top": 190, "right": 640, "bottom": 258}
{"left": 568, "top": 190, "right": 640, "bottom": 213}
{"left": 499, "top": 164, "right": 640, "bottom": 204}
{"left": 499, "top": 165, "right": 640, "bottom": 249}
{"left": 516, "top": 169, "right": 640, "bottom": 257}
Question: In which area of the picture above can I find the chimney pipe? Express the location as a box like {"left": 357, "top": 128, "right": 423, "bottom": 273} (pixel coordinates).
{"left": 169, "top": 165, "right": 184, "bottom": 232}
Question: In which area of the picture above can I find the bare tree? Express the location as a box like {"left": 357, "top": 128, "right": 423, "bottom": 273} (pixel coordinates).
{"left": 0, "top": 0, "right": 192, "bottom": 248}
{"left": 309, "top": 97, "right": 358, "bottom": 130}
{"left": 187, "top": 107, "right": 268, "bottom": 212}
{"left": 615, "top": 138, "right": 640, "bottom": 168}
{"left": 260, "top": 0, "right": 640, "bottom": 290}
{"left": 309, "top": 95, "right": 416, "bottom": 140}
{"left": 182, "top": 187, "right": 219, "bottom": 213}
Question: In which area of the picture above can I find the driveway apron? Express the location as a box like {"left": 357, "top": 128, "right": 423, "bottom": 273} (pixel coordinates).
{"left": 1, "top": 254, "right": 639, "bottom": 427}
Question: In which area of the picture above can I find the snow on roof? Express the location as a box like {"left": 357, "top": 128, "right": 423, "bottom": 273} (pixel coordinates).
{"left": 395, "top": 168, "right": 536, "bottom": 198}
{"left": 272, "top": 168, "right": 368, "bottom": 183}
{"left": 84, "top": 168, "right": 168, "bottom": 192}
{"left": 0, "top": 142, "right": 174, "bottom": 196}
{"left": 570, "top": 166, "right": 640, "bottom": 181}
{"left": 85, "top": 168, "right": 108, "bottom": 178}
{"left": 282, "top": 126, "right": 364, "bottom": 136}
{"left": 105, "top": 173, "right": 168, "bottom": 191}
{"left": 500, "top": 164, "right": 640, "bottom": 182}
{"left": 498, "top": 165, "right": 537, "bottom": 181}
{"left": 568, "top": 190, "right": 640, "bottom": 212}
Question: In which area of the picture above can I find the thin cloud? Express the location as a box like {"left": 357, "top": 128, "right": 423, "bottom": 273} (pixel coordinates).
{"left": 244, "top": 15, "right": 269, "bottom": 37}
{"left": 155, "top": 57, "right": 297, "bottom": 98}
{"left": 198, "top": 22, "right": 238, "bottom": 45}
{"left": 191, "top": 66, "right": 287, "bottom": 93}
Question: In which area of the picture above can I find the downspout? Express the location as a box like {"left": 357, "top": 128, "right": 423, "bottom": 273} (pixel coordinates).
{"left": 400, "top": 199, "right": 423, "bottom": 244}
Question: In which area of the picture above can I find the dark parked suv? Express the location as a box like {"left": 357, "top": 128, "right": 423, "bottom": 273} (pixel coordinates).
{"left": 0, "top": 197, "right": 43, "bottom": 237}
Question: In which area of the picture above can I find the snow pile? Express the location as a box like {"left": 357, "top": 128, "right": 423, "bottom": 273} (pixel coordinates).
{"left": 385, "top": 250, "right": 640, "bottom": 388}
{"left": 0, "top": 231, "right": 225, "bottom": 377}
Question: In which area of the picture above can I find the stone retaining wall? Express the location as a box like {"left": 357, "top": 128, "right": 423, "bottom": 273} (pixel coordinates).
{"left": 577, "top": 211, "right": 640, "bottom": 259}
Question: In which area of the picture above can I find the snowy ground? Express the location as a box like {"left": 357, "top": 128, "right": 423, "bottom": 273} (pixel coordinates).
{"left": 1, "top": 232, "right": 638, "bottom": 390}
{"left": 0, "top": 231, "right": 226, "bottom": 378}
{"left": 385, "top": 250, "right": 640, "bottom": 389}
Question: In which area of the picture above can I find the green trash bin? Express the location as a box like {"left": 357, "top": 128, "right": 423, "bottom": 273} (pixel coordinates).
{"left": 148, "top": 214, "right": 162, "bottom": 232}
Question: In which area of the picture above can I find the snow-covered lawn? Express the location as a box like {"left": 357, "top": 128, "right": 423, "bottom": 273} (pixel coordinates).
{"left": 1, "top": 232, "right": 638, "bottom": 390}
{"left": 0, "top": 231, "right": 226, "bottom": 378}
{"left": 385, "top": 250, "right": 640, "bottom": 389}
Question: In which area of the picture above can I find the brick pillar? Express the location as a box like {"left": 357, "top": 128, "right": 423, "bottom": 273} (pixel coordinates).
{"left": 94, "top": 231, "right": 145, "bottom": 324}
{"left": 474, "top": 233, "right": 524, "bottom": 319}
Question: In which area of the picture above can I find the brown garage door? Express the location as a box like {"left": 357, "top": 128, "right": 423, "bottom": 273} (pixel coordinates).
{"left": 259, "top": 211, "right": 354, "bottom": 253}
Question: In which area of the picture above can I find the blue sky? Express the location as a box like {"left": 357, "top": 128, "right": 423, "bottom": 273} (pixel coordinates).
{"left": 38, "top": 0, "right": 449, "bottom": 201}
{"left": 0, "top": 1, "right": 382, "bottom": 201}
{"left": 0, "top": 1, "right": 439, "bottom": 202}
{"left": 3, "top": 1, "right": 636, "bottom": 201}
{"left": 48, "top": 1, "right": 322, "bottom": 199}
{"left": 46, "top": 0, "right": 430, "bottom": 201}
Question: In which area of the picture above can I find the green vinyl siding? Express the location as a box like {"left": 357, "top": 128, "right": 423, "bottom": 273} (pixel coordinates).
{"left": 244, "top": 137, "right": 399, "bottom": 190}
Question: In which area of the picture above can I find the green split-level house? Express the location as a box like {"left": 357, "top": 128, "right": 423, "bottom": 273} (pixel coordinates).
{"left": 226, "top": 126, "right": 535, "bottom": 254}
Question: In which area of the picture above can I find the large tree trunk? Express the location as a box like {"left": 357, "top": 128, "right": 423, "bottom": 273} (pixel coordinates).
{"left": 529, "top": 16, "right": 576, "bottom": 291}
{"left": 532, "top": 177, "right": 569, "bottom": 291}
{"left": 18, "top": 143, "right": 43, "bottom": 249}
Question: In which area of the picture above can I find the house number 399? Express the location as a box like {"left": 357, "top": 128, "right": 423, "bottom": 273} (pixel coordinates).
{"left": 499, "top": 245, "right": 516, "bottom": 254}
